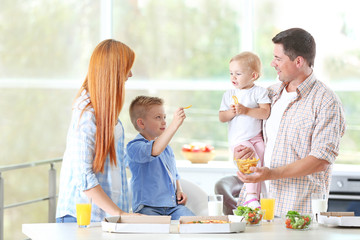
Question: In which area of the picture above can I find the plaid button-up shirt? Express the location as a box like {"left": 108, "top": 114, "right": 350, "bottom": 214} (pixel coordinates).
{"left": 238, "top": 73, "right": 345, "bottom": 215}
{"left": 56, "top": 93, "right": 129, "bottom": 222}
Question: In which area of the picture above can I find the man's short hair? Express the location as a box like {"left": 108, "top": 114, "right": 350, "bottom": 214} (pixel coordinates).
{"left": 272, "top": 28, "right": 316, "bottom": 67}
{"left": 129, "top": 96, "right": 164, "bottom": 131}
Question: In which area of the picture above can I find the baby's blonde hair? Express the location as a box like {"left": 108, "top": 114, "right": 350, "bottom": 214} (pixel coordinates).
{"left": 230, "top": 52, "right": 262, "bottom": 80}
{"left": 129, "top": 96, "right": 164, "bottom": 131}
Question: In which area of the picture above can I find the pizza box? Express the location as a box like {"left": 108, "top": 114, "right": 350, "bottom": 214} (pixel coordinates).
{"left": 179, "top": 215, "right": 246, "bottom": 234}
{"left": 101, "top": 215, "right": 171, "bottom": 233}
{"left": 318, "top": 212, "right": 360, "bottom": 227}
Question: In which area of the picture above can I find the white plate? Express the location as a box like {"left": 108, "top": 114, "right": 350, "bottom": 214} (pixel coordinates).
{"left": 318, "top": 215, "right": 360, "bottom": 227}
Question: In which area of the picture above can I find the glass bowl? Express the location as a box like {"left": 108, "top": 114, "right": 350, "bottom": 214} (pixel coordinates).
{"left": 233, "top": 206, "right": 264, "bottom": 226}
{"left": 234, "top": 158, "right": 259, "bottom": 174}
{"left": 283, "top": 211, "right": 313, "bottom": 230}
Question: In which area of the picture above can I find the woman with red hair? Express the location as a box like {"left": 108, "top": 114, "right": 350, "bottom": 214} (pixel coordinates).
{"left": 56, "top": 39, "right": 139, "bottom": 223}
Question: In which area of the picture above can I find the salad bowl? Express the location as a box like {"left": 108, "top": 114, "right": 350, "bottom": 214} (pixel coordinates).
{"left": 283, "top": 211, "right": 312, "bottom": 230}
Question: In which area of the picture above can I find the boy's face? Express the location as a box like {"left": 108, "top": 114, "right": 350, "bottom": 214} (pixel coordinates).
{"left": 139, "top": 104, "right": 166, "bottom": 140}
{"left": 229, "top": 60, "right": 254, "bottom": 90}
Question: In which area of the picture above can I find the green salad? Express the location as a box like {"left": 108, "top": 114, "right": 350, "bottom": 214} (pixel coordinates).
{"left": 233, "top": 206, "right": 263, "bottom": 225}
{"left": 285, "top": 211, "right": 312, "bottom": 229}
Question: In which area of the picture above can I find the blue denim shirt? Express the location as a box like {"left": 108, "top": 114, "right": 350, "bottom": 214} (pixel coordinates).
{"left": 126, "top": 134, "right": 180, "bottom": 212}
{"left": 56, "top": 92, "right": 129, "bottom": 222}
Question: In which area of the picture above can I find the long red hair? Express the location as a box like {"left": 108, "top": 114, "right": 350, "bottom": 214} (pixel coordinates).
{"left": 76, "top": 39, "right": 135, "bottom": 173}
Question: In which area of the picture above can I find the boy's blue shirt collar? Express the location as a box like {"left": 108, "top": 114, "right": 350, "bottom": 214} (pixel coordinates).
{"left": 129, "top": 133, "right": 153, "bottom": 143}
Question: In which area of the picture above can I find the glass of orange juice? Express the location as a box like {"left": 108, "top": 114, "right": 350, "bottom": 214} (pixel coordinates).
{"left": 76, "top": 197, "right": 92, "bottom": 228}
{"left": 260, "top": 192, "right": 275, "bottom": 222}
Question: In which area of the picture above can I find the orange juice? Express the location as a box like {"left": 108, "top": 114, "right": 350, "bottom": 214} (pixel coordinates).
{"left": 260, "top": 198, "right": 275, "bottom": 221}
{"left": 76, "top": 203, "right": 91, "bottom": 227}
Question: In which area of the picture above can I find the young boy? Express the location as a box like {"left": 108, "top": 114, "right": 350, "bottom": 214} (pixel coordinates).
{"left": 219, "top": 52, "right": 271, "bottom": 209}
{"left": 126, "top": 96, "right": 195, "bottom": 220}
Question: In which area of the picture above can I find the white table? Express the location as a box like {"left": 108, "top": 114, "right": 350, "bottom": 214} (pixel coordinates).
{"left": 23, "top": 219, "right": 360, "bottom": 240}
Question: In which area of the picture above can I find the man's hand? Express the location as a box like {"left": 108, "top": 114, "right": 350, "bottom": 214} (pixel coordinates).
{"left": 237, "top": 156, "right": 330, "bottom": 184}
{"left": 233, "top": 145, "right": 255, "bottom": 159}
{"left": 236, "top": 166, "right": 272, "bottom": 183}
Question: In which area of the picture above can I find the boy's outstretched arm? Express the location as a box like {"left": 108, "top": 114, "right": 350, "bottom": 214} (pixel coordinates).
{"left": 152, "top": 107, "right": 186, "bottom": 156}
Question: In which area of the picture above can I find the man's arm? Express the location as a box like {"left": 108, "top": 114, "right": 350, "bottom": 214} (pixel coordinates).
{"left": 237, "top": 155, "right": 330, "bottom": 183}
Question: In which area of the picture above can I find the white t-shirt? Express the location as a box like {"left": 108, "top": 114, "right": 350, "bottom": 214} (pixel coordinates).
{"left": 263, "top": 88, "right": 297, "bottom": 191}
{"left": 219, "top": 85, "right": 271, "bottom": 150}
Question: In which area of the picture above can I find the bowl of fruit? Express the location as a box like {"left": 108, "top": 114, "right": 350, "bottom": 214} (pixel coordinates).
{"left": 181, "top": 143, "right": 215, "bottom": 163}
{"left": 233, "top": 206, "right": 264, "bottom": 226}
{"left": 283, "top": 211, "right": 312, "bottom": 230}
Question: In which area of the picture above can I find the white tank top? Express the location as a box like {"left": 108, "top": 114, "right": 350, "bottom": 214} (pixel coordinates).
{"left": 263, "top": 88, "right": 297, "bottom": 191}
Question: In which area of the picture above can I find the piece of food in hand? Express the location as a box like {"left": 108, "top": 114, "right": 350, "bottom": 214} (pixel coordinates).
{"left": 284, "top": 211, "right": 312, "bottom": 230}
{"left": 181, "top": 143, "right": 215, "bottom": 163}
{"left": 234, "top": 157, "right": 259, "bottom": 174}
{"left": 232, "top": 95, "right": 239, "bottom": 105}
{"left": 233, "top": 206, "right": 263, "bottom": 225}
{"left": 183, "top": 105, "right": 192, "bottom": 109}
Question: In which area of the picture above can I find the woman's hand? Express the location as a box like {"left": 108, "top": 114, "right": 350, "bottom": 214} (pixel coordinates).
{"left": 233, "top": 145, "right": 255, "bottom": 159}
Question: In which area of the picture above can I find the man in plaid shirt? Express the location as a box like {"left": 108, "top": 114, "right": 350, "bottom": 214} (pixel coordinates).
{"left": 236, "top": 28, "right": 345, "bottom": 216}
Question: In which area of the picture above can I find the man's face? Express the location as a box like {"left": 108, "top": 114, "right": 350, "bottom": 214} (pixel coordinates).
{"left": 270, "top": 44, "right": 297, "bottom": 83}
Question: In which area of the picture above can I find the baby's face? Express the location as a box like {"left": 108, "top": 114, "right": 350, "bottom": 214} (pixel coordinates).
{"left": 142, "top": 104, "right": 167, "bottom": 140}
{"left": 229, "top": 60, "right": 254, "bottom": 90}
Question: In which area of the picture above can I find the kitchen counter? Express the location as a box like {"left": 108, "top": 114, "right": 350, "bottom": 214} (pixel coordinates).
{"left": 23, "top": 219, "right": 360, "bottom": 240}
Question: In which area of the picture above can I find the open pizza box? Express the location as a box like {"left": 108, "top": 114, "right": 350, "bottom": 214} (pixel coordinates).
{"left": 318, "top": 212, "right": 360, "bottom": 227}
{"left": 101, "top": 215, "right": 171, "bottom": 233}
{"left": 179, "top": 215, "right": 246, "bottom": 234}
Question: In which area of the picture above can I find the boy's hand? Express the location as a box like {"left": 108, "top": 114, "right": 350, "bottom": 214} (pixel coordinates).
{"left": 176, "top": 191, "right": 187, "bottom": 205}
{"left": 171, "top": 107, "right": 186, "bottom": 128}
{"left": 151, "top": 108, "right": 186, "bottom": 156}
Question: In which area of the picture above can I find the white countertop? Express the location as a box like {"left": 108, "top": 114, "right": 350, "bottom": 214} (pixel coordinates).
{"left": 23, "top": 219, "right": 360, "bottom": 240}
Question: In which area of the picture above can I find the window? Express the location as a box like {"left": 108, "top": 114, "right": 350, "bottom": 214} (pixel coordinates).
{"left": 1, "top": 0, "right": 359, "bottom": 164}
